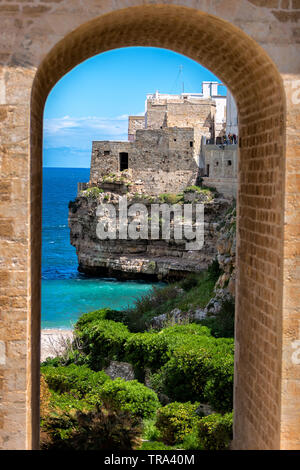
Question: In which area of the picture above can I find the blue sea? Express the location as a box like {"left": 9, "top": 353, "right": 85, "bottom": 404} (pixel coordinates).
{"left": 42, "top": 167, "right": 158, "bottom": 329}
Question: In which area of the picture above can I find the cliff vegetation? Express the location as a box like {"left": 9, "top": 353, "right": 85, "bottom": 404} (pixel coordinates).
{"left": 41, "top": 202, "right": 236, "bottom": 450}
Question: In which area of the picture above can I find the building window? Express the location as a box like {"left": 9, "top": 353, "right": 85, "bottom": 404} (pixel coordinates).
{"left": 227, "top": 160, "right": 232, "bottom": 166}
{"left": 119, "top": 152, "right": 129, "bottom": 171}
{"left": 216, "top": 161, "right": 219, "bottom": 166}
{"left": 206, "top": 164, "right": 210, "bottom": 177}
{"left": 104, "top": 150, "right": 110, "bottom": 155}
{"left": 174, "top": 138, "right": 177, "bottom": 142}
{"left": 190, "top": 141, "right": 193, "bottom": 148}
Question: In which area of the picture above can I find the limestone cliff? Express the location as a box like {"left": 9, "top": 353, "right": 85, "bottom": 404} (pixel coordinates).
{"left": 68, "top": 188, "right": 232, "bottom": 281}
{"left": 149, "top": 204, "right": 236, "bottom": 327}
{"left": 215, "top": 205, "right": 236, "bottom": 297}
{"left": 200, "top": 205, "right": 236, "bottom": 318}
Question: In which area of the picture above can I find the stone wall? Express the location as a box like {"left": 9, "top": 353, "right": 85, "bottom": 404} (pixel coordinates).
{"left": 202, "top": 177, "right": 238, "bottom": 199}
{"left": 128, "top": 116, "right": 145, "bottom": 141}
{"left": 203, "top": 145, "right": 238, "bottom": 179}
{"left": 90, "top": 141, "right": 132, "bottom": 181}
{"left": 146, "top": 97, "right": 215, "bottom": 138}
{"left": 201, "top": 144, "right": 238, "bottom": 198}
{"left": 90, "top": 128, "right": 200, "bottom": 194}
{"left": 92, "top": 95, "right": 216, "bottom": 195}
{"left": 166, "top": 100, "right": 215, "bottom": 137}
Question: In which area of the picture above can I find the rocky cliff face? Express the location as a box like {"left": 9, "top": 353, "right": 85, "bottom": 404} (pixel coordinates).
{"left": 68, "top": 189, "right": 232, "bottom": 281}
{"left": 149, "top": 205, "right": 237, "bottom": 328}
{"left": 196, "top": 205, "right": 236, "bottom": 318}
{"left": 215, "top": 205, "right": 236, "bottom": 297}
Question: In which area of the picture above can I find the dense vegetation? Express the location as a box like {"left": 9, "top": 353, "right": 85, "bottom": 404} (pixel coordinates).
{"left": 41, "top": 266, "right": 235, "bottom": 451}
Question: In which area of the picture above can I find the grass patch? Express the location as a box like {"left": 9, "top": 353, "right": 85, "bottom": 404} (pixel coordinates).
{"left": 80, "top": 187, "right": 103, "bottom": 198}
{"left": 142, "top": 418, "right": 161, "bottom": 441}
{"left": 122, "top": 271, "right": 215, "bottom": 332}
{"left": 158, "top": 193, "right": 184, "bottom": 204}
{"left": 139, "top": 441, "right": 177, "bottom": 450}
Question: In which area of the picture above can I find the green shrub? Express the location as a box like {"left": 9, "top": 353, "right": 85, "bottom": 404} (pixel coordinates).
{"left": 41, "top": 411, "right": 77, "bottom": 445}
{"left": 74, "top": 309, "right": 111, "bottom": 331}
{"left": 161, "top": 323, "right": 211, "bottom": 341}
{"left": 150, "top": 338, "right": 234, "bottom": 411}
{"left": 81, "top": 187, "right": 103, "bottom": 198}
{"left": 47, "top": 390, "right": 97, "bottom": 412}
{"left": 124, "top": 323, "right": 212, "bottom": 372}
{"left": 74, "top": 308, "right": 125, "bottom": 332}
{"left": 77, "top": 319, "right": 132, "bottom": 370}
{"left": 183, "top": 186, "right": 214, "bottom": 198}
{"left": 41, "top": 407, "right": 142, "bottom": 450}
{"left": 100, "top": 378, "right": 160, "bottom": 420}
{"left": 41, "top": 364, "right": 109, "bottom": 398}
{"left": 151, "top": 344, "right": 214, "bottom": 403}
{"left": 197, "top": 412, "right": 233, "bottom": 450}
{"left": 41, "top": 356, "right": 64, "bottom": 367}
{"left": 184, "top": 185, "right": 202, "bottom": 193}
{"left": 203, "top": 352, "right": 234, "bottom": 413}
{"left": 142, "top": 418, "right": 161, "bottom": 441}
{"left": 139, "top": 441, "right": 175, "bottom": 450}
{"left": 202, "top": 184, "right": 218, "bottom": 194}
{"left": 180, "top": 274, "right": 200, "bottom": 291}
{"left": 156, "top": 402, "right": 202, "bottom": 445}
{"left": 207, "top": 258, "right": 222, "bottom": 283}
{"left": 158, "top": 193, "right": 184, "bottom": 204}
{"left": 124, "top": 332, "right": 170, "bottom": 371}
{"left": 199, "top": 298, "right": 235, "bottom": 338}
{"left": 182, "top": 427, "right": 201, "bottom": 450}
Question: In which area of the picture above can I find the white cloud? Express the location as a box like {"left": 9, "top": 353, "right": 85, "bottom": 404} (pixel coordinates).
{"left": 44, "top": 114, "right": 129, "bottom": 135}
{"left": 43, "top": 114, "right": 138, "bottom": 150}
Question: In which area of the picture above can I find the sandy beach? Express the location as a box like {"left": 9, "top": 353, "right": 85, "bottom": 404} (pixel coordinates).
{"left": 41, "top": 329, "right": 74, "bottom": 362}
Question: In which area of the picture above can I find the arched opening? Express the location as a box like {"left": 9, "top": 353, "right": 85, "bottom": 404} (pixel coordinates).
{"left": 30, "top": 5, "right": 286, "bottom": 450}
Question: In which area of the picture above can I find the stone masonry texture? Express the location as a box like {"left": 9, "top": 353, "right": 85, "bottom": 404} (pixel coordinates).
{"left": 0, "top": 0, "right": 299, "bottom": 450}
{"left": 90, "top": 128, "right": 200, "bottom": 195}
{"left": 89, "top": 93, "right": 236, "bottom": 196}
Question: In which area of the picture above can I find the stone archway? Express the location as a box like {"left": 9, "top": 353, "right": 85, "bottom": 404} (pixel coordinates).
{"left": 0, "top": 2, "right": 299, "bottom": 450}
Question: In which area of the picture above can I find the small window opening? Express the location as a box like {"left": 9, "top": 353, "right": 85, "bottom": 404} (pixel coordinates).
{"left": 216, "top": 161, "right": 219, "bottom": 166}
{"left": 227, "top": 160, "right": 232, "bottom": 166}
{"left": 190, "top": 141, "right": 193, "bottom": 148}
{"left": 104, "top": 150, "right": 110, "bottom": 155}
{"left": 206, "top": 164, "right": 210, "bottom": 177}
{"left": 119, "top": 152, "right": 129, "bottom": 171}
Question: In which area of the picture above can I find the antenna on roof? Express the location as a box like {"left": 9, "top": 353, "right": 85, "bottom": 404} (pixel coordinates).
{"left": 179, "top": 65, "right": 184, "bottom": 94}
{"left": 170, "top": 65, "right": 186, "bottom": 94}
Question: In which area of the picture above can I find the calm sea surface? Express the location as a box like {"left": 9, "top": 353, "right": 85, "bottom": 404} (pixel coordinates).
{"left": 42, "top": 167, "right": 158, "bottom": 329}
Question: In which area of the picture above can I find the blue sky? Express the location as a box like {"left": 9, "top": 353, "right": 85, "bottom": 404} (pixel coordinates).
{"left": 43, "top": 47, "right": 226, "bottom": 168}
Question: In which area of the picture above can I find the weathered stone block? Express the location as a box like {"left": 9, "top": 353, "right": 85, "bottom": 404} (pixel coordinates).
{"left": 0, "top": 342, "right": 5, "bottom": 366}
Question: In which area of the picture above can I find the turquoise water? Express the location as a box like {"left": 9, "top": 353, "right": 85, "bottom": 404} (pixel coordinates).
{"left": 42, "top": 168, "right": 158, "bottom": 329}
{"left": 42, "top": 278, "right": 156, "bottom": 329}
